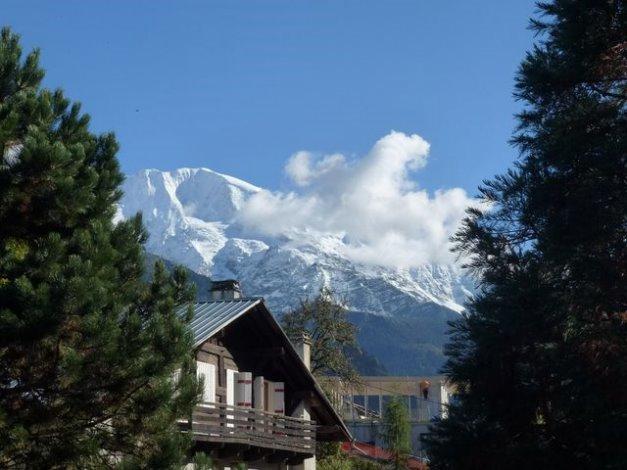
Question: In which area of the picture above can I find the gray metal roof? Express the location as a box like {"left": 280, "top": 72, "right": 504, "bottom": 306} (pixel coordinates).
{"left": 176, "top": 298, "right": 262, "bottom": 347}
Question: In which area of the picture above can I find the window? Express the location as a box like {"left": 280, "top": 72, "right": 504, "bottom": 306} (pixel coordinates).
{"left": 367, "top": 395, "right": 381, "bottom": 416}
{"left": 410, "top": 395, "right": 420, "bottom": 419}
{"left": 341, "top": 395, "right": 353, "bottom": 417}
{"left": 353, "top": 395, "right": 366, "bottom": 418}
{"left": 381, "top": 394, "right": 392, "bottom": 411}
{"left": 402, "top": 395, "right": 411, "bottom": 410}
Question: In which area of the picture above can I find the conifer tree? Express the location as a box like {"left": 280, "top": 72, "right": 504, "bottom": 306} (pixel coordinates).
{"left": 426, "top": 1, "right": 626, "bottom": 468}
{"left": 0, "top": 28, "right": 200, "bottom": 468}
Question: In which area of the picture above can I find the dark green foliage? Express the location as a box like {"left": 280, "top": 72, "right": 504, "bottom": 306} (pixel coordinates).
{"left": 317, "top": 444, "right": 354, "bottom": 470}
{"left": 192, "top": 452, "right": 213, "bottom": 470}
{"left": 0, "top": 28, "right": 200, "bottom": 468}
{"left": 317, "top": 442, "right": 385, "bottom": 470}
{"left": 281, "top": 288, "right": 359, "bottom": 383}
{"left": 426, "top": 1, "right": 626, "bottom": 468}
{"left": 145, "top": 252, "right": 212, "bottom": 301}
{"left": 317, "top": 440, "right": 345, "bottom": 461}
{"left": 382, "top": 397, "right": 411, "bottom": 470}
{"left": 351, "top": 459, "right": 386, "bottom": 470}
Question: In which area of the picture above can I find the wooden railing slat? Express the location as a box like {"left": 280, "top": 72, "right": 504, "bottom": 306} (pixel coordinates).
{"left": 187, "top": 402, "right": 317, "bottom": 454}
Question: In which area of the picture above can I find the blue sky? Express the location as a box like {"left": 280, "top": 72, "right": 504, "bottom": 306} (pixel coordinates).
{"left": 3, "top": 1, "right": 536, "bottom": 195}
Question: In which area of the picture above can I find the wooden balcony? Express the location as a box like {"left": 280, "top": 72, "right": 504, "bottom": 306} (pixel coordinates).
{"left": 182, "top": 403, "right": 317, "bottom": 456}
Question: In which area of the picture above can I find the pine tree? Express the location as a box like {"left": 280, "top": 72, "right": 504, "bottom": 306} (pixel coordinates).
{"left": 425, "top": 1, "right": 626, "bottom": 468}
{"left": 0, "top": 28, "right": 200, "bottom": 468}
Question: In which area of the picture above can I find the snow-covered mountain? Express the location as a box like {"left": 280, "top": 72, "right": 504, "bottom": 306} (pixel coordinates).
{"left": 118, "top": 167, "right": 473, "bottom": 374}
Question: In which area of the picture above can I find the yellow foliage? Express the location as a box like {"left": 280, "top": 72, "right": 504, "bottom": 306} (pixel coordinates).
{"left": 5, "top": 239, "right": 29, "bottom": 261}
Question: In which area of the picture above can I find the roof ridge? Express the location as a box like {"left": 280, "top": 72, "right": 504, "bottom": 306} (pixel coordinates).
{"left": 192, "top": 297, "right": 263, "bottom": 304}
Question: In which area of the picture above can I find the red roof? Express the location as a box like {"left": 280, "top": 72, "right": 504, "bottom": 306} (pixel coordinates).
{"left": 341, "top": 441, "right": 428, "bottom": 469}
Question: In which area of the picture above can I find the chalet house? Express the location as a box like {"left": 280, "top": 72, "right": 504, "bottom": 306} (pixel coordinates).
{"left": 178, "top": 281, "right": 350, "bottom": 470}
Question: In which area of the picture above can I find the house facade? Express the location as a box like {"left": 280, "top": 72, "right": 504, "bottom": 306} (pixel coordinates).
{"left": 325, "top": 376, "right": 453, "bottom": 459}
{"left": 178, "top": 281, "right": 350, "bottom": 470}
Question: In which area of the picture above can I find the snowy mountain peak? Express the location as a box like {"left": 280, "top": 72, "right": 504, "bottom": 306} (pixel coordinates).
{"left": 122, "top": 168, "right": 260, "bottom": 223}
{"left": 118, "top": 167, "right": 472, "bottom": 316}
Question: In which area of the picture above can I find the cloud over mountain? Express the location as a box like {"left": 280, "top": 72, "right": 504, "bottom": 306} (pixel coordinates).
{"left": 238, "top": 131, "right": 474, "bottom": 268}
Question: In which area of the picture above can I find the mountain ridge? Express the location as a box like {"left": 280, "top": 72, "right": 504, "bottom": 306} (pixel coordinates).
{"left": 121, "top": 167, "right": 472, "bottom": 374}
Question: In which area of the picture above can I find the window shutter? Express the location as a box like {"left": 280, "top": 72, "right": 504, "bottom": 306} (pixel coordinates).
{"left": 273, "top": 381, "right": 285, "bottom": 415}
{"left": 236, "top": 372, "right": 253, "bottom": 408}
{"left": 226, "top": 369, "right": 236, "bottom": 406}
{"left": 196, "top": 361, "right": 216, "bottom": 403}
{"left": 225, "top": 369, "right": 237, "bottom": 428}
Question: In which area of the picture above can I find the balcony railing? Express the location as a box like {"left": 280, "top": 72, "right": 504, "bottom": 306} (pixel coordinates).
{"left": 340, "top": 401, "right": 439, "bottom": 423}
{"left": 183, "top": 403, "right": 317, "bottom": 455}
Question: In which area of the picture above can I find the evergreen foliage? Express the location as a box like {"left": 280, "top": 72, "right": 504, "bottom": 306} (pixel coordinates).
{"left": 426, "top": 1, "right": 626, "bottom": 468}
{"left": 0, "top": 28, "right": 200, "bottom": 468}
{"left": 318, "top": 452, "right": 354, "bottom": 470}
{"left": 191, "top": 452, "right": 214, "bottom": 470}
{"left": 382, "top": 397, "right": 411, "bottom": 470}
{"left": 317, "top": 442, "right": 385, "bottom": 470}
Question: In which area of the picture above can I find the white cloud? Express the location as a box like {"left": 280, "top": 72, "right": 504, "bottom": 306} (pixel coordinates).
{"left": 238, "top": 131, "right": 475, "bottom": 268}
{"left": 284, "top": 151, "right": 346, "bottom": 187}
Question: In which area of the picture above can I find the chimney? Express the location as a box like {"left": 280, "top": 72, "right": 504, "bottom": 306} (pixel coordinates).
{"left": 290, "top": 332, "right": 312, "bottom": 371}
{"left": 210, "top": 280, "right": 242, "bottom": 301}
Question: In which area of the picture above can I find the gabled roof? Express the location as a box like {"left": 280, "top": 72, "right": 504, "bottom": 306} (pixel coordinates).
{"left": 176, "top": 298, "right": 263, "bottom": 348}
{"left": 176, "top": 298, "right": 352, "bottom": 442}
